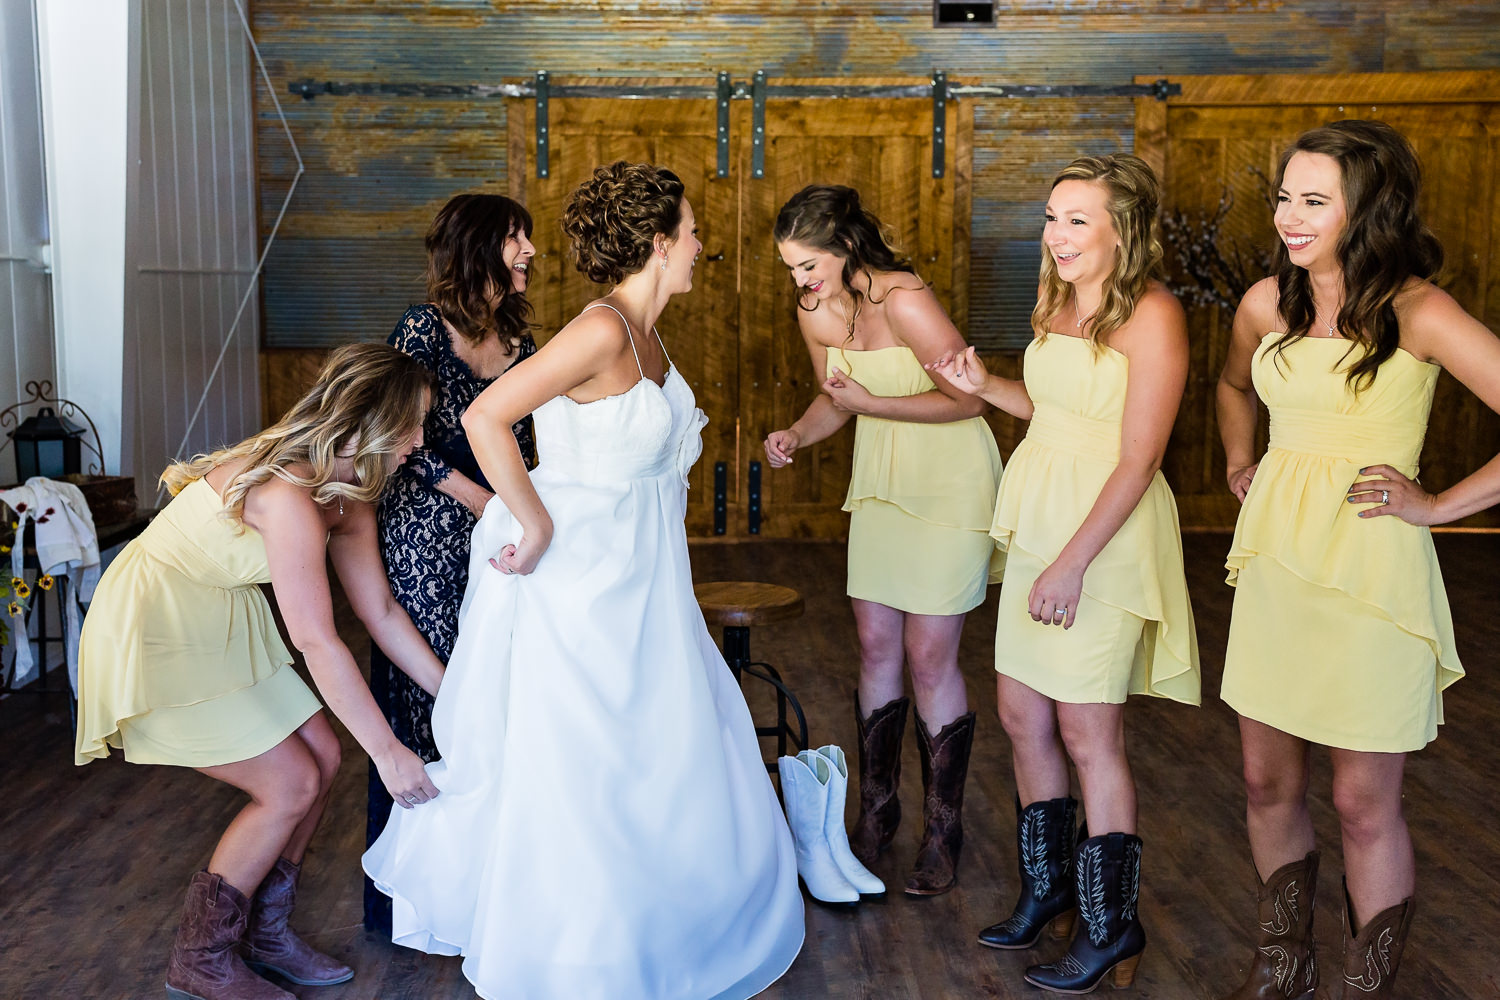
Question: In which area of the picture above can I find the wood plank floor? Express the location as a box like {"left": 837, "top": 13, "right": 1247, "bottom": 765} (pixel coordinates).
{"left": 3, "top": 533, "right": 1498, "bottom": 999}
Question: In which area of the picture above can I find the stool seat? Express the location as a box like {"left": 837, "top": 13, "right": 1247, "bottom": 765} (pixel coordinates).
{"left": 693, "top": 582, "right": 804, "bottom": 628}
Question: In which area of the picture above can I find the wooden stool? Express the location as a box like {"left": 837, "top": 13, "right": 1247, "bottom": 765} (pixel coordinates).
{"left": 694, "top": 582, "right": 810, "bottom": 771}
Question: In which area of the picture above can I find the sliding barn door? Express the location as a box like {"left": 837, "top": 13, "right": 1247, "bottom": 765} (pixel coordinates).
{"left": 1136, "top": 71, "right": 1500, "bottom": 529}
{"left": 508, "top": 92, "right": 739, "bottom": 536}
{"left": 510, "top": 79, "right": 972, "bottom": 539}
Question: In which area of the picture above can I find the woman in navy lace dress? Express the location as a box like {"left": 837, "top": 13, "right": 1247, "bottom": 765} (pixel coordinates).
{"left": 364, "top": 193, "right": 538, "bottom": 931}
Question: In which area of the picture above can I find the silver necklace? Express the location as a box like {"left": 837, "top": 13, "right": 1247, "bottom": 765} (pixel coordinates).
{"left": 1312, "top": 303, "right": 1340, "bottom": 338}
{"left": 1073, "top": 291, "right": 1097, "bottom": 331}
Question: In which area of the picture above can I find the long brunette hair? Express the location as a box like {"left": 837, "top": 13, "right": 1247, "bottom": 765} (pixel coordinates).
{"left": 1269, "top": 120, "right": 1443, "bottom": 390}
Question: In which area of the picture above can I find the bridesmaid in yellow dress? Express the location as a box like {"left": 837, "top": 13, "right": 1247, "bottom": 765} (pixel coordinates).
{"left": 763, "top": 185, "right": 1002, "bottom": 896}
{"left": 931, "top": 154, "right": 1200, "bottom": 994}
{"left": 74, "top": 344, "right": 447, "bottom": 1000}
{"left": 1217, "top": 121, "right": 1499, "bottom": 1000}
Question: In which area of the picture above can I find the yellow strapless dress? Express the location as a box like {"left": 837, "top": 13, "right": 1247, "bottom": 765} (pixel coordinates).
{"left": 1222, "top": 334, "right": 1461, "bottom": 752}
{"left": 831, "top": 346, "right": 1002, "bottom": 616}
{"left": 74, "top": 478, "right": 321, "bottom": 767}
{"left": 992, "top": 335, "right": 1200, "bottom": 705}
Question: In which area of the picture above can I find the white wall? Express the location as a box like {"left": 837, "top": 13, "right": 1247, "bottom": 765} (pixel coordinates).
{"left": 36, "top": 0, "right": 130, "bottom": 480}
{"left": 126, "top": 0, "right": 262, "bottom": 497}
{"left": 34, "top": 0, "right": 262, "bottom": 500}
{"left": 0, "top": 0, "right": 56, "bottom": 486}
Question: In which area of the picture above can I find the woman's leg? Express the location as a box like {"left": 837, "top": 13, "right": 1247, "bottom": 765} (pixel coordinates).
{"left": 902, "top": 611, "right": 968, "bottom": 728}
{"left": 197, "top": 731, "right": 325, "bottom": 896}
{"left": 1239, "top": 716, "right": 1315, "bottom": 880}
{"left": 851, "top": 598, "right": 907, "bottom": 713}
{"left": 1056, "top": 701, "right": 1134, "bottom": 835}
{"left": 848, "top": 600, "right": 911, "bottom": 863}
{"left": 997, "top": 675, "right": 1069, "bottom": 806}
{"left": 275, "top": 713, "right": 342, "bottom": 865}
{"left": 1328, "top": 748, "right": 1413, "bottom": 924}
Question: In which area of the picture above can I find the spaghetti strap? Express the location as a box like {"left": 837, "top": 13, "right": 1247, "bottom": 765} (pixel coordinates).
{"left": 654, "top": 327, "right": 674, "bottom": 370}
{"left": 583, "top": 302, "right": 645, "bottom": 379}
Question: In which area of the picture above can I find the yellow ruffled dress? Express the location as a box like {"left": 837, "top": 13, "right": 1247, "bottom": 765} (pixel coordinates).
{"left": 832, "top": 346, "right": 1002, "bottom": 616}
{"left": 1222, "top": 334, "right": 1461, "bottom": 752}
{"left": 992, "top": 335, "right": 1200, "bottom": 705}
{"left": 74, "top": 477, "right": 321, "bottom": 767}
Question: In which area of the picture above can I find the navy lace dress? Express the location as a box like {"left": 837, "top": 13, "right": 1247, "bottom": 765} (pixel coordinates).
{"left": 364, "top": 303, "right": 536, "bottom": 931}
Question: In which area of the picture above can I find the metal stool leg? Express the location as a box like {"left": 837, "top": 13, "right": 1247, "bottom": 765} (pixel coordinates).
{"left": 719, "top": 626, "right": 809, "bottom": 771}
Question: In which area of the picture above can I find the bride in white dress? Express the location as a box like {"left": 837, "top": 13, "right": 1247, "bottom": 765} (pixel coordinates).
{"left": 363, "top": 161, "right": 805, "bottom": 1000}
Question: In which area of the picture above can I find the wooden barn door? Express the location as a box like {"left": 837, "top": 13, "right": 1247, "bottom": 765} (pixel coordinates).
{"left": 509, "top": 80, "right": 971, "bottom": 539}
{"left": 1135, "top": 71, "right": 1500, "bottom": 529}
{"left": 742, "top": 93, "right": 971, "bottom": 539}
{"left": 508, "top": 92, "right": 740, "bottom": 536}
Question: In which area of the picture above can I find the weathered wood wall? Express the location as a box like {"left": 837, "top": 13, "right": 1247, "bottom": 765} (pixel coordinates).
{"left": 251, "top": 1, "right": 1500, "bottom": 531}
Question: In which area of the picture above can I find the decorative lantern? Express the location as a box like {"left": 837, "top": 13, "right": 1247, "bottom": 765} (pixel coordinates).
{"left": 11, "top": 406, "right": 87, "bottom": 481}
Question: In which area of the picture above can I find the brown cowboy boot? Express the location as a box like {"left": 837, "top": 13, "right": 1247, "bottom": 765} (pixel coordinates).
{"left": 244, "top": 857, "right": 355, "bottom": 986}
{"left": 905, "top": 711, "right": 976, "bottom": 896}
{"left": 1220, "top": 851, "right": 1320, "bottom": 1000}
{"left": 848, "top": 693, "right": 909, "bottom": 865}
{"left": 165, "top": 871, "right": 294, "bottom": 1000}
{"left": 1334, "top": 880, "right": 1414, "bottom": 999}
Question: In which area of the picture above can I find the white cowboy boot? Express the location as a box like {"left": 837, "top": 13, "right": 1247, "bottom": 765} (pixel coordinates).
{"left": 778, "top": 753, "right": 859, "bottom": 904}
{"left": 808, "top": 746, "right": 886, "bottom": 895}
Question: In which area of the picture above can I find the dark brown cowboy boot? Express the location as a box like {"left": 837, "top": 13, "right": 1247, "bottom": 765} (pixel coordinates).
{"left": 905, "top": 711, "right": 976, "bottom": 896}
{"left": 848, "top": 693, "right": 909, "bottom": 865}
{"left": 1333, "top": 880, "right": 1414, "bottom": 999}
{"left": 165, "top": 871, "right": 294, "bottom": 1000}
{"left": 244, "top": 857, "right": 355, "bottom": 986}
{"left": 1220, "top": 851, "right": 1320, "bottom": 1000}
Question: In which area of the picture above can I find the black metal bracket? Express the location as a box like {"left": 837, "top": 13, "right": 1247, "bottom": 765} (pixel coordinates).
{"left": 932, "top": 70, "right": 948, "bottom": 178}
{"left": 751, "top": 70, "right": 767, "bottom": 179}
{"left": 534, "top": 70, "right": 549, "bottom": 179}
{"left": 716, "top": 71, "right": 731, "bottom": 178}
{"left": 747, "top": 460, "right": 762, "bottom": 535}
{"left": 713, "top": 461, "right": 727, "bottom": 535}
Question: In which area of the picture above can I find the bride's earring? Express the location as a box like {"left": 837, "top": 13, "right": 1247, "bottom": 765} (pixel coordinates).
{"left": 660, "top": 255, "right": 669, "bottom": 271}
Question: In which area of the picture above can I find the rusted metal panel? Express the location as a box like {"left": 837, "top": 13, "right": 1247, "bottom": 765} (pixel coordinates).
{"left": 251, "top": 1, "right": 1500, "bottom": 351}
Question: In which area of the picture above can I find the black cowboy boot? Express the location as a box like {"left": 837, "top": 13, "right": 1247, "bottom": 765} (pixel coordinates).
{"left": 978, "top": 796, "right": 1079, "bottom": 949}
{"left": 1219, "top": 851, "right": 1320, "bottom": 1000}
{"left": 905, "top": 711, "right": 976, "bottom": 896}
{"left": 848, "top": 693, "right": 909, "bottom": 865}
{"left": 1025, "top": 832, "right": 1147, "bottom": 993}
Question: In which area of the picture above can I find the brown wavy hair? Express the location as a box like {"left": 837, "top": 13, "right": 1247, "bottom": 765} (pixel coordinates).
{"left": 160, "top": 343, "right": 435, "bottom": 523}
{"left": 1033, "top": 155, "right": 1164, "bottom": 351}
{"left": 1268, "top": 120, "right": 1444, "bottom": 391}
{"left": 425, "top": 193, "right": 534, "bottom": 349}
{"left": 562, "top": 161, "right": 685, "bottom": 284}
{"left": 772, "top": 185, "right": 915, "bottom": 341}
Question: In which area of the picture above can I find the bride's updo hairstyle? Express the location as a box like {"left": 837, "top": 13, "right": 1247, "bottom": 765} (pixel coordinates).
{"left": 562, "top": 161, "right": 686, "bottom": 285}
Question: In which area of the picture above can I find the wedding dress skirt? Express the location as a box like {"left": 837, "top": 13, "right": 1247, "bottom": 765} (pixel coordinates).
{"left": 364, "top": 350, "right": 804, "bottom": 999}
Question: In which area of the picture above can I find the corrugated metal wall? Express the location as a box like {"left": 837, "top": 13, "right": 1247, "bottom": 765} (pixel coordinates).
{"left": 251, "top": 1, "right": 1500, "bottom": 352}
{"left": 0, "top": 0, "right": 54, "bottom": 486}
{"left": 125, "top": 0, "right": 262, "bottom": 496}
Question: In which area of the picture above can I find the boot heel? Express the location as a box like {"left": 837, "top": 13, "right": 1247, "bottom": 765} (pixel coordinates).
{"left": 1048, "top": 910, "right": 1075, "bottom": 940}
{"left": 1110, "top": 952, "right": 1142, "bottom": 988}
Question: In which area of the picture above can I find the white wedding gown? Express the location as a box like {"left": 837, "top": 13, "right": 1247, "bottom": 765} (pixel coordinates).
{"left": 364, "top": 306, "right": 805, "bottom": 1000}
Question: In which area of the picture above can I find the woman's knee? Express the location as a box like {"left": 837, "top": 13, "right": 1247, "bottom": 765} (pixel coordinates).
{"left": 998, "top": 694, "right": 1057, "bottom": 753}
{"left": 1331, "top": 770, "right": 1403, "bottom": 838}
{"left": 1057, "top": 709, "right": 1124, "bottom": 772}
{"left": 299, "top": 716, "right": 343, "bottom": 791}
{"left": 259, "top": 751, "right": 324, "bottom": 819}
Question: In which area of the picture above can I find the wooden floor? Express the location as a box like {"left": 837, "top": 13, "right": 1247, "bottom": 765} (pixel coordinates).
{"left": 3, "top": 534, "right": 1499, "bottom": 1000}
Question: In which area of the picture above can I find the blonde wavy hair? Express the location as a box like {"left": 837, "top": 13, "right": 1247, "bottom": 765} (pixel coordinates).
{"left": 1032, "top": 154, "right": 1164, "bottom": 351}
{"left": 160, "top": 343, "right": 434, "bottom": 522}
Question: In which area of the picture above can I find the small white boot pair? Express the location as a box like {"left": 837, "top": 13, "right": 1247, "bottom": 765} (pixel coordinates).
{"left": 778, "top": 745, "right": 885, "bottom": 903}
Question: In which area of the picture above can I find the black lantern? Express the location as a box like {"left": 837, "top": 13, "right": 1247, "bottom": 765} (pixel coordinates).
{"left": 11, "top": 406, "right": 87, "bottom": 481}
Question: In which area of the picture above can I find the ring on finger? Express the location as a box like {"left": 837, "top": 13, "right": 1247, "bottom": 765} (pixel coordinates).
{"left": 1381, "top": 489, "right": 1389, "bottom": 504}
